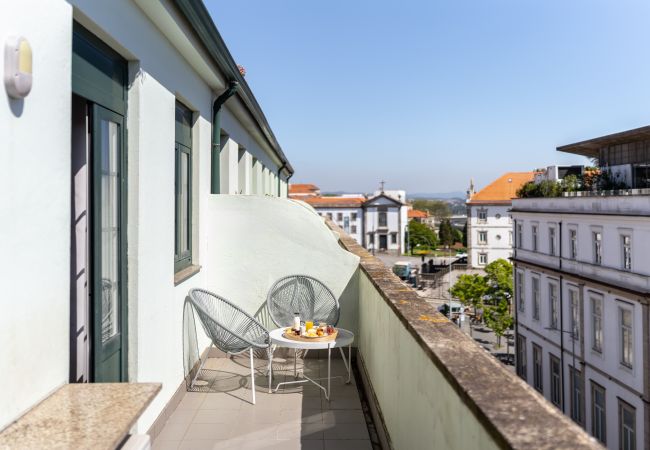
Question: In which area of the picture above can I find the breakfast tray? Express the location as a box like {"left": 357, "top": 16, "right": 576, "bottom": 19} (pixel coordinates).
{"left": 283, "top": 329, "right": 338, "bottom": 343}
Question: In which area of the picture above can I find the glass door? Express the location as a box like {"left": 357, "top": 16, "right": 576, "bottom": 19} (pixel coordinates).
{"left": 91, "top": 104, "right": 126, "bottom": 382}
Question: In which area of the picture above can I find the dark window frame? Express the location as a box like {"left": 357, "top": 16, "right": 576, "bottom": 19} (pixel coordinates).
{"left": 516, "top": 335, "right": 527, "bottom": 380}
{"left": 478, "top": 208, "right": 487, "bottom": 223}
{"left": 618, "top": 398, "right": 636, "bottom": 450}
{"left": 532, "top": 343, "right": 543, "bottom": 393}
{"left": 569, "top": 228, "right": 578, "bottom": 259}
{"left": 569, "top": 366, "right": 584, "bottom": 426}
{"left": 378, "top": 206, "right": 388, "bottom": 228}
{"left": 532, "top": 276, "right": 540, "bottom": 320}
{"left": 550, "top": 354, "right": 561, "bottom": 408}
{"left": 174, "top": 101, "right": 193, "bottom": 273}
{"left": 591, "top": 381, "right": 606, "bottom": 444}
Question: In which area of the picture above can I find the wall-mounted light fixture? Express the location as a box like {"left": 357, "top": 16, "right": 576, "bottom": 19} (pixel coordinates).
{"left": 4, "top": 36, "right": 32, "bottom": 98}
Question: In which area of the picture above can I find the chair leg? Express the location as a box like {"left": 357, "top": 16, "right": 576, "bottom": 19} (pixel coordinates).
{"left": 190, "top": 347, "right": 209, "bottom": 390}
{"left": 250, "top": 348, "right": 256, "bottom": 405}
{"left": 268, "top": 346, "right": 273, "bottom": 394}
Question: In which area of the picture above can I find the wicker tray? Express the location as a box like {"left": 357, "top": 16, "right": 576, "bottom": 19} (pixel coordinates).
{"left": 283, "top": 328, "right": 338, "bottom": 342}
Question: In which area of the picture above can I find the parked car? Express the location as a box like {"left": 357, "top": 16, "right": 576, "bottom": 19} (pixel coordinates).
{"left": 438, "top": 301, "right": 463, "bottom": 317}
{"left": 392, "top": 261, "right": 412, "bottom": 280}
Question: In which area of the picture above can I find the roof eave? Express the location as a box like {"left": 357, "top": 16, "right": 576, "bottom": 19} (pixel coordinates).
{"left": 467, "top": 200, "right": 513, "bottom": 205}
{"left": 173, "top": 0, "right": 294, "bottom": 175}
{"left": 556, "top": 125, "right": 650, "bottom": 160}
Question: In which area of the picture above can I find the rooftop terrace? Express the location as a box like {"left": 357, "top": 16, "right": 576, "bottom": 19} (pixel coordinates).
{"left": 148, "top": 208, "right": 601, "bottom": 450}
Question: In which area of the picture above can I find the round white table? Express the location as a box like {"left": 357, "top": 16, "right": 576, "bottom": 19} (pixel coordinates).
{"left": 268, "top": 328, "right": 354, "bottom": 400}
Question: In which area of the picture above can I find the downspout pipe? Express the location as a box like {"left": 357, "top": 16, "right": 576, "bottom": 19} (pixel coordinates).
{"left": 277, "top": 163, "right": 287, "bottom": 197}
{"left": 211, "top": 81, "right": 239, "bottom": 194}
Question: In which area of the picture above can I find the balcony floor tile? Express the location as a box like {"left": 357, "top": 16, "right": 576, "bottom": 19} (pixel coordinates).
{"left": 153, "top": 355, "right": 373, "bottom": 450}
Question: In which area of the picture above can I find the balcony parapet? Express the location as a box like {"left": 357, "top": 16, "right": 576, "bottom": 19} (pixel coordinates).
{"left": 327, "top": 220, "right": 601, "bottom": 449}
{"left": 512, "top": 194, "right": 650, "bottom": 216}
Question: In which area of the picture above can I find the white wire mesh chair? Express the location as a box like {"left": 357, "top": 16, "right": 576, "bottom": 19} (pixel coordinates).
{"left": 266, "top": 275, "right": 340, "bottom": 328}
{"left": 188, "top": 288, "right": 270, "bottom": 404}
{"left": 266, "top": 275, "right": 343, "bottom": 363}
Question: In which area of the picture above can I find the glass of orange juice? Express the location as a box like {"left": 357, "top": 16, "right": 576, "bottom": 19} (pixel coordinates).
{"left": 305, "top": 321, "right": 314, "bottom": 331}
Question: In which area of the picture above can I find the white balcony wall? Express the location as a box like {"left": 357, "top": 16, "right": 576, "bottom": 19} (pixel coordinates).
{"left": 357, "top": 272, "right": 502, "bottom": 450}
{"left": 204, "top": 196, "right": 360, "bottom": 332}
{"left": 0, "top": 0, "right": 73, "bottom": 430}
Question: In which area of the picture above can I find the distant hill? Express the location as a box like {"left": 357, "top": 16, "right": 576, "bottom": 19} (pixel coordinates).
{"left": 408, "top": 192, "right": 466, "bottom": 200}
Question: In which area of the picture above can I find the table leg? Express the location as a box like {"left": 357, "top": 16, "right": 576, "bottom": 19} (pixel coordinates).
{"left": 326, "top": 344, "right": 331, "bottom": 401}
{"left": 294, "top": 348, "right": 297, "bottom": 378}
{"left": 346, "top": 344, "right": 352, "bottom": 384}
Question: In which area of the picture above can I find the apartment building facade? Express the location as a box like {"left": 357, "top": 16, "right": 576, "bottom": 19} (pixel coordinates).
{"left": 293, "top": 186, "right": 408, "bottom": 254}
{"left": 466, "top": 172, "right": 534, "bottom": 268}
{"left": 296, "top": 195, "right": 365, "bottom": 243}
{"left": 512, "top": 127, "right": 650, "bottom": 450}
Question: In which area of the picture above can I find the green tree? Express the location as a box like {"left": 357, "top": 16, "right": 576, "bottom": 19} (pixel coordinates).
{"left": 483, "top": 259, "right": 513, "bottom": 349}
{"left": 450, "top": 258, "right": 513, "bottom": 346}
{"left": 408, "top": 220, "right": 438, "bottom": 252}
{"left": 452, "top": 227, "right": 463, "bottom": 244}
{"left": 462, "top": 222, "right": 468, "bottom": 247}
{"left": 450, "top": 274, "right": 487, "bottom": 311}
{"left": 438, "top": 219, "right": 454, "bottom": 247}
{"left": 483, "top": 297, "right": 513, "bottom": 348}
{"left": 516, "top": 180, "right": 563, "bottom": 198}
{"left": 411, "top": 200, "right": 451, "bottom": 220}
{"left": 484, "top": 259, "right": 513, "bottom": 302}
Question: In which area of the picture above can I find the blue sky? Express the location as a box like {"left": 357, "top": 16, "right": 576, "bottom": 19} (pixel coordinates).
{"left": 207, "top": 0, "right": 650, "bottom": 194}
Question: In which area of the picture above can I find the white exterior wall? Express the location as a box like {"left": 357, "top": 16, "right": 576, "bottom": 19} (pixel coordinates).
{"left": 0, "top": 0, "right": 73, "bottom": 429}
{"left": 220, "top": 137, "right": 239, "bottom": 194}
{"left": 399, "top": 204, "right": 408, "bottom": 252}
{"left": 513, "top": 196, "right": 648, "bottom": 450}
{"left": 0, "top": 0, "right": 294, "bottom": 433}
{"left": 365, "top": 207, "right": 401, "bottom": 252}
{"left": 313, "top": 207, "right": 364, "bottom": 244}
{"left": 467, "top": 204, "right": 513, "bottom": 268}
{"left": 237, "top": 149, "right": 252, "bottom": 195}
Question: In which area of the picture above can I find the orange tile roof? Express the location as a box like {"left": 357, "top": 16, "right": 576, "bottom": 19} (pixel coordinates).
{"left": 289, "top": 183, "right": 320, "bottom": 194}
{"left": 299, "top": 196, "right": 365, "bottom": 208}
{"left": 408, "top": 209, "right": 429, "bottom": 219}
{"left": 468, "top": 172, "right": 535, "bottom": 204}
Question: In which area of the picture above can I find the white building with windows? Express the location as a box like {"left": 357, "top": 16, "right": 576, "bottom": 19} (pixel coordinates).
{"left": 466, "top": 172, "right": 535, "bottom": 268}
{"left": 296, "top": 195, "right": 365, "bottom": 243}
{"left": 294, "top": 187, "right": 408, "bottom": 254}
{"left": 363, "top": 191, "right": 408, "bottom": 255}
{"left": 512, "top": 126, "right": 650, "bottom": 450}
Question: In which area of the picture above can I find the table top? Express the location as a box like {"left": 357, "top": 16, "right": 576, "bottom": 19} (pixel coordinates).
{"left": 270, "top": 327, "right": 354, "bottom": 349}
{"left": 0, "top": 383, "right": 160, "bottom": 450}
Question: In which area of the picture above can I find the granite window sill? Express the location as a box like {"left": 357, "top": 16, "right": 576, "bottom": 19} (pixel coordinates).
{"left": 174, "top": 264, "right": 201, "bottom": 286}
